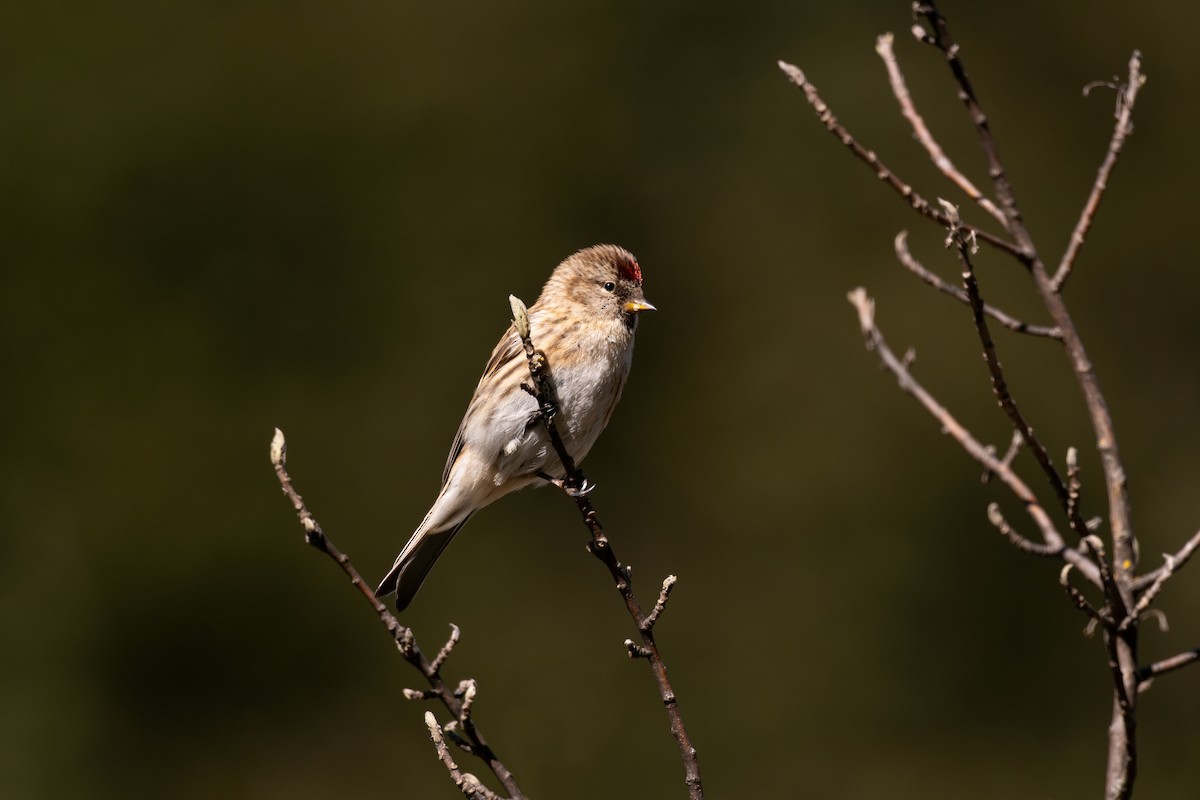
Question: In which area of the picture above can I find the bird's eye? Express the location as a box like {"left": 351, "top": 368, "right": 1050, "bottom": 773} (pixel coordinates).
{"left": 602, "top": 281, "right": 616, "bottom": 292}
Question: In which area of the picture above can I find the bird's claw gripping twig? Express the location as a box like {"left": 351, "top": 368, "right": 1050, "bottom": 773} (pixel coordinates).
{"left": 537, "top": 472, "right": 595, "bottom": 496}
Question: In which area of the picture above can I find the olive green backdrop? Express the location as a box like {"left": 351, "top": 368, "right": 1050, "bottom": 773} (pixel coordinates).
{"left": 4, "top": 1, "right": 1199, "bottom": 798}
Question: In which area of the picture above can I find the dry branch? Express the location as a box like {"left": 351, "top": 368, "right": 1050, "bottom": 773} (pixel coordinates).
{"left": 509, "top": 296, "right": 704, "bottom": 800}
{"left": 875, "top": 33, "right": 1006, "bottom": 226}
{"left": 271, "top": 429, "right": 526, "bottom": 800}
{"left": 893, "top": 232, "right": 1060, "bottom": 338}
{"left": 784, "top": 4, "right": 1197, "bottom": 797}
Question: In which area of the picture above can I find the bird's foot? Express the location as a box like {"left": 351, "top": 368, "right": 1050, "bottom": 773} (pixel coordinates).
{"left": 537, "top": 472, "right": 595, "bottom": 497}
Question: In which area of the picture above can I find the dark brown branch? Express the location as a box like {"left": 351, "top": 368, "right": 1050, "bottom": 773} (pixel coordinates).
{"left": 509, "top": 296, "right": 704, "bottom": 800}
{"left": 911, "top": 13, "right": 1142, "bottom": 793}
{"left": 875, "top": 33, "right": 1007, "bottom": 226}
{"left": 1053, "top": 52, "right": 1146, "bottom": 292}
{"left": 915, "top": 1, "right": 1137, "bottom": 600}
{"left": 846, "top": 288, "right": 1100, "bottom": 587}
{"left": 945, "top": 206, "right": 1074, "bottom": 521}
{"left": 776, "top": 59, "right": 1023, "bottom": 259}
{"left": 912, "top": 3, "right": 1030, "bottom": 251}
{"left": 270, "top": 429, "right": 525, "bottom": 800}
{"left": 894, "top": 232, "right": 1060, "bottom": 338}
{"left": 1059, "top": 563, "right": 1110, "bottom": 627}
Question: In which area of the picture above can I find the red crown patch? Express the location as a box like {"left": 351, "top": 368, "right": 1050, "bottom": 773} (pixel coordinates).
{"left": 618, "top": 256, "right": 643, "bottom": 284}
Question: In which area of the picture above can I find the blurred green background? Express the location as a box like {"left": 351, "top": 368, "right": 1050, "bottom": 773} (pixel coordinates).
{"left": 3, "top": 1, "right": 1198, "bottom": 797}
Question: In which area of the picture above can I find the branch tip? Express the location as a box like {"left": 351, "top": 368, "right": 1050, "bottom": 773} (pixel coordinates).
{"left": 508, "top": 294, "right": 530, "bottom": 339}
{"left": 270, "top": 427, "right": 286, "bottom": 466}
{"left": 777, "top": 60, "right": 805, "bottom": 84}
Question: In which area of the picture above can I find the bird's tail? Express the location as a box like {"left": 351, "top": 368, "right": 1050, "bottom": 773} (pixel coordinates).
{"left": 375, "top": 515, "right": 473, "bottom": 611}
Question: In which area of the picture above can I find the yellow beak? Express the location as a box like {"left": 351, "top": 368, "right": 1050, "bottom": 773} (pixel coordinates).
{"left": 624, "top": 299, "right": 657, "bottom": 313}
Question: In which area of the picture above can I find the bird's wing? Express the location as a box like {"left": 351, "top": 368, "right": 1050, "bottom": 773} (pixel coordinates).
{"left": 441, "top": 324, "right": 524, "bottom": 486}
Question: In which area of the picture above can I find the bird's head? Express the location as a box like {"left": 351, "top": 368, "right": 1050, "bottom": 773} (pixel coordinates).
{"left": 545, "top": 244, "right": 655, "bottom": 331}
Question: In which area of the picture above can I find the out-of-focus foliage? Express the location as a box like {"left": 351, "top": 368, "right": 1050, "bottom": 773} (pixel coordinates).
{"left": 3, "top": 2, "right": 1198, "bottom": 798}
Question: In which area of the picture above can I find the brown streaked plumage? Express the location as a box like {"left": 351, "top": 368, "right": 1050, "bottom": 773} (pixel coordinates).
{"left": 376, "top": 245, "right": 654, "bottom": 610}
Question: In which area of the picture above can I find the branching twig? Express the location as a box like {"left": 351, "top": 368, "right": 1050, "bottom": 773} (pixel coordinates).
{"left": 876, "top": 33, "right": 1007, "bottom": 226}
{"left": 777, "top": 59, "right": 1023, "bottom": 259}
{"left": 914, "top": 1, "right": 1137, "bottom": 599}
{"left": 790, "top": 5, "right": 1165, "bottom": 799}
{"left": 1132, "top": 528, "right": 1200, "bottom": 591}
{"left": 944, "top": 204, "right": 1072, "bottom": 518}
{"left": 271, "top": 429, "right": 525, "bottom": 800}
{"left": 845, "top": 289, "right": 1100, "bottom": 587}
{"left": 894, "top": 231, "right": 1060, "bottom": 338}
{"left": 425, "top": 712, "right": 504, "bottom": 800}
{"left": 1123, "top": 529, "right": 1200, "bottom": 628}
{"left": 1053, "top": 51, "right": 1146, "bottom": 292}
{"left": 508, "top": 296, "right": 704, "bottom": 800}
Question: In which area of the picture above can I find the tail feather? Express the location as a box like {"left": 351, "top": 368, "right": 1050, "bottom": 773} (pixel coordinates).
{"left": 375, "top": 515, "right": 473, "bottom": 611}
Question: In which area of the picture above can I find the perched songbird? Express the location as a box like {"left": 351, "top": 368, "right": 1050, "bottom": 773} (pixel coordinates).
{"left": 376, "top": 244, "right": 655, "bottom": 610}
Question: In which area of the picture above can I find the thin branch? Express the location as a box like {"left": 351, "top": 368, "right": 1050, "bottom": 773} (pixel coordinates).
{"left": 270, "top": 429, "right": 525, "bottom": 800}
{"left": 894, "top": 231, "right": 1060, "bottom": 338}
{"left": 983, "top": 429, "right": 1024, "bottom": 485}
{"left": 875, "top": 32, "right": 1007, "bottom": 226}
{"left": 915, "top": 1, "right": 1138, "bottom": 605}
{"left": 845, "top": 288, "right": 1100, "bottom": 587}
{"left": 911, "top": 3, "right": 1029, "bottom": 248}
{"left": 509, "top": 296, "right": 704, "bottom": 800}
{"left": 1137, "top": 648, "right": 1200, "bottom": 686}
{"left": 1059, "top": 563, "right": 1109, "bottom": 626}
{"left": 1123, "top": 528, "right": 1200, "bottom": 628}
{"left": 944, "top": 205, "right": 1073, "bottom": 520}
{"left": 1132, "top": 527, "right": 1200, "bottom": 591}
{"left": 1052, "top": 52, "right": 1147, "bottom": 292}
{"left": 424, "top": 712, "right": 504, "bottom": 800}
{"left": 776, "top": 59, "right": 1023, "bottom": 260}
{"left": 641, "top": 575, "right": 678, "bottom": 632}
{"left": 987, "top": 503, "right": 1061, "bottom": 556}
{"left": 431, "top": 624, "right": 463, "bottom": 675}
{"left": 1065, "top": 447, "right": 1088, "bottom": 538}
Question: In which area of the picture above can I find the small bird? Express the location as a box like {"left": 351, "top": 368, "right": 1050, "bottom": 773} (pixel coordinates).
{"left": 376, "top": 244, "right": 655, "bottom": 610}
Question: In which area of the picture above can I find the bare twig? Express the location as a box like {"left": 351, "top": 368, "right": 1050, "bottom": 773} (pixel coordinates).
{"left": 987, "top": 503, "right": 1061, "bottom": 556}
{"left": 1053, "top": 52, "right": 1146, "bottom": 292}
{"left": 1137, "top": 648, "right": 1200, "bottom": 687}
{"left": 912, "top": 7, "right": 1142, "bottom": 794}
{"left": 894, "top": 232, "right": 1060, "bottom": 338}
{"left": 983, "top": 430, "right": 1025, "bottom": 485}
{"left": 431, "top": 624, "right": 463, "bottom": 674}
{"left": 641, "top": 575, "right": 678, "bottom": 632}
{"left": 1123, "top": 529, "right": 1200, "bottom": 629}
{"left": 915, "top": 2, "right": 1137, "bottom": 599}
{"left": 1132, "top": 528, "right": 1200, "bottom": 591}
{"left": 945, "top": 204, "right": 1072, "bottom": 518}
{"left": 1060, "top": 564, "right": 1109, "bottom": 627}
{"left": 425, "top": 712, "right": 504, "bottom": 800}
{"left": 845, "top": 289, "right": 1100, "bottom": 587}
{"left": 777, "top": 59, "right": 1023, "bottom": 259}
{"left": 271, "top": 429, "right": 525, "bottom": 800}
{"left": 876, "top": 33, "right": 1007, "bottom": 226}
{"left": 509, "top": 296, "right": 704, "bottom": 800}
